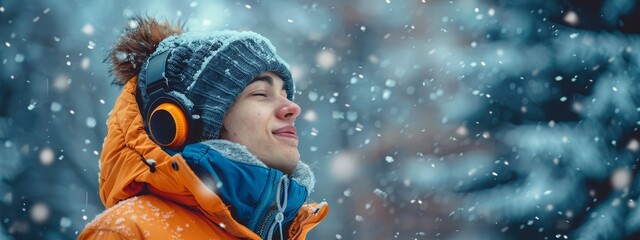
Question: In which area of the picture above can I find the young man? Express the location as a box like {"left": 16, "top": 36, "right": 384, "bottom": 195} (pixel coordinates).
{"left": 78, "top": 16, "right": 328, "bottom": 240}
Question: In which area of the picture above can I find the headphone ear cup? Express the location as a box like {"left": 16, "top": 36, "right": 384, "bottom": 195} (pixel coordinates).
{"left": 148, "top": 102, "right": 189, "bottom": 150}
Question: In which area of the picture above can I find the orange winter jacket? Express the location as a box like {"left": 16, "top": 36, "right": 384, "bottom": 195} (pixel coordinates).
{"left": 78, "top": 78, "right": 328, "bottom": 239}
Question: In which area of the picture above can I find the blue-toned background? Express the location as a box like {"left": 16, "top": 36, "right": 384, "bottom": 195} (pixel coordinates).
{"left": 1, "top": 0, "right": 640, "bottom": 239}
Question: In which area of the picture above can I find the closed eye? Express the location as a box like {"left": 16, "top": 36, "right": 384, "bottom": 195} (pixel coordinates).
{"left": 251, "top": 91, "right": 267, "bottom": 97}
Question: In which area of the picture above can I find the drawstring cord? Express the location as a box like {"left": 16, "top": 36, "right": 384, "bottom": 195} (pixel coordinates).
{"left": 267, "top": 175, "right": 289, "bottom": 240}
{"left": 135, "top": 150, "right": 157, "bottom": 173}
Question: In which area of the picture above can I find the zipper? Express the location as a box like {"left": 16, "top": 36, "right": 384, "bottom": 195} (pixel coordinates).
{"left": 257, "top": 174, "right": 290, "bottom": 240}
{"left": 257, "top": 205, "right": 278, "bottom": 239}
{"left": 247, "top": 169, "right": 278, "bottom": 233}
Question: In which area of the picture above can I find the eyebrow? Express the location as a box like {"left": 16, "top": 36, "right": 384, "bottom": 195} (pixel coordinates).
{"left": 250, "top": 75, "right": 286, "bottom": 90}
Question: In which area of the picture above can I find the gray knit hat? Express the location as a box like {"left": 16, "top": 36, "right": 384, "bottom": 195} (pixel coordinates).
{"left": 136, "top": 31, "right": 295, "bottom": 140}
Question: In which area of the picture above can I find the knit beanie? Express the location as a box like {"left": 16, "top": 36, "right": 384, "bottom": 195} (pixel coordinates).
{"left": 108, "top": 17, "right": 294, "bottom": 140}
{"left": 140, "top": 31, "right": 294, "bottom": 140}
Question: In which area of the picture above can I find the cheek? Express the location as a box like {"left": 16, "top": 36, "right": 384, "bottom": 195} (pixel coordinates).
{"left": 223, "top": 104, "right": 272, "bottom": 141}
{"left": 232, "top": 112, "right": 266, "bottom": 135}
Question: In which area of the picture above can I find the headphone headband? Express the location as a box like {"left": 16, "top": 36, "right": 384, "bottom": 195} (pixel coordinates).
{"left": 144, "top": 50, "right": 171, "bottom": 94}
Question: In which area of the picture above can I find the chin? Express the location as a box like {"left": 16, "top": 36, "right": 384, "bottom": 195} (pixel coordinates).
{"left": 281, "top": 158, "right": 300, "bottom": 174}
{"left": 261, "top": 154, "right": 299, "bottom": 173}
{"left": 278, "top": 146, "right": 300, "bottom": 160}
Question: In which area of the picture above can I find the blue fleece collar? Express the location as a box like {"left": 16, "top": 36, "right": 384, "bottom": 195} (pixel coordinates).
{"left": 180, "top": 140, "right": 311, "bottom": 239}
{"left": 201, "top": 139, "right": 316, "bottom": 194}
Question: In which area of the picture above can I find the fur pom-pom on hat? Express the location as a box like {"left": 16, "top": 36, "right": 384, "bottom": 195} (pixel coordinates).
{"left": 108, "top": 16, "right": 183, "bottom": 85}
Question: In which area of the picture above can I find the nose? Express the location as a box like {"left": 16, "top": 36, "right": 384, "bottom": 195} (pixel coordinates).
{"left": 276, "top": 97, "right": 301, "bottom": 121}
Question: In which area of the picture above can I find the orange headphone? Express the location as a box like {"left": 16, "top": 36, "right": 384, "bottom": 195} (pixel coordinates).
{"left": 137, "top": 50, "right": 202, "bottom": 150}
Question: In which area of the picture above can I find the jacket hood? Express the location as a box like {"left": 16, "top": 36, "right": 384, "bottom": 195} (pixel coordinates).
{"left": 98, "top": 77, "right": 327, "bottom": 239}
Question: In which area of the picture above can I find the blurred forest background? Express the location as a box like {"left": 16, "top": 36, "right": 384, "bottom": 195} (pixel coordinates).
{"left": 1, "top": 0, "right": 640, "bottom": 239}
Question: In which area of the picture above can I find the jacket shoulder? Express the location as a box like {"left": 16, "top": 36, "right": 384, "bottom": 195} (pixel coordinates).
{"left": 77, "top": 228, "right": 129, "bottom": 240}
{"left": 80, "top": 195, "right": 194, "bottom": 239}
{"left": 80, "top": 194, "right": 236, "bottom": 240}
{"left": 80, "top": 196, "right": 157, "bottom": 239}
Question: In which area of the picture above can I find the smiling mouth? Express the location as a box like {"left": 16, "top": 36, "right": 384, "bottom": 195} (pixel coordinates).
{"left": 273, "top": 126, "right": 298, "bottom": 140}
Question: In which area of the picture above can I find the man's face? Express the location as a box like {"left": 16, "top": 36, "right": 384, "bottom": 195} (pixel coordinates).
{"left": 220, "top": 72, "right": 301, "bottom": 174}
